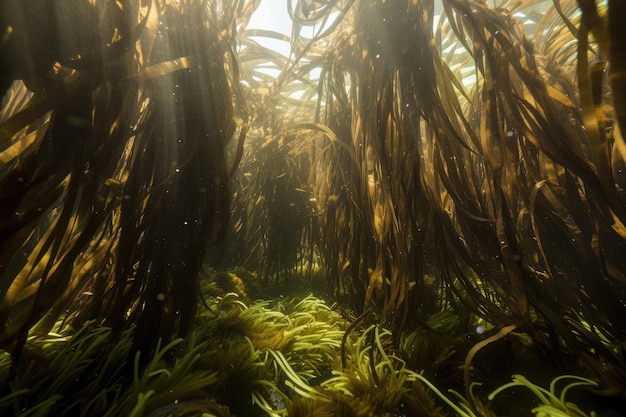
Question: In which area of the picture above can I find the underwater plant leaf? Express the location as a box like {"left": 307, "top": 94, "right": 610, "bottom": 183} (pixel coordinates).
{"left": 488, "top": 374, "right": 598, "bottom": 417}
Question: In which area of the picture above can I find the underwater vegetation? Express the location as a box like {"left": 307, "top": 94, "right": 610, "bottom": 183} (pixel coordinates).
{"left": 0, "top": 291, "right": 343, "bottom": 416}
{"left": 2, "top": 0, "right": 626, "bottom": 415}
{"left": 0, "top": 289, "right": 612, "bottom": 416}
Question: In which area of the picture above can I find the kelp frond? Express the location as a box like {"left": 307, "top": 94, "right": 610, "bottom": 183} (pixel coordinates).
{"left": 0, "top": 0, "right": 253, "bottom": 360}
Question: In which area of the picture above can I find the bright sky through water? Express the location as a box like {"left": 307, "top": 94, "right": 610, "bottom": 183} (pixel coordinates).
{"left": 244, "top": 1, "right": 560, "bottom": 89}
{"left": 247, "top": 0, "right": 292, "bottom": 57}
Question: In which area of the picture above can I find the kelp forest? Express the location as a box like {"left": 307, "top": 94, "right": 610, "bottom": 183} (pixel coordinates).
{"left": 1, "top": 0, "right": 626, "bottom": 416}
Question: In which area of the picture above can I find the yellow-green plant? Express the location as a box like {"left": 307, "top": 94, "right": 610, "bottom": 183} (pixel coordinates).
{"left": 314, "top": 325, "right": 447, "bottom": 416}
{"left": 1, "top": 290, "right": 609, "bottom": 417}
{"left": 196, "top": 293, "right": 346, "bottom": 416}
{"left": 488, "top": 374, "right": 599, "bottom": 417}
{"left": 0, "top": 322, "right": 125, "bottom": 417}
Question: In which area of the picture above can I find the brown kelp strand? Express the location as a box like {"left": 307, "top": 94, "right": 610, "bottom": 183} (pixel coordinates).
{"left": 298, "top": 0, "right": 626, "bottom": 394}
{"left": 0, "top": 0, "right": 249, "bottom": 360}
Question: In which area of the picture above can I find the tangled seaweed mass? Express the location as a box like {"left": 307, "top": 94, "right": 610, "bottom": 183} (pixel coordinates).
{"left": 1, "top": 0, "right": 625, "bottom": 416}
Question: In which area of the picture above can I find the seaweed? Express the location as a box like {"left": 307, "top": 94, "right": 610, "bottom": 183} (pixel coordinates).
{"left": 2, "top": 0, "right": 626, "bottom": 414}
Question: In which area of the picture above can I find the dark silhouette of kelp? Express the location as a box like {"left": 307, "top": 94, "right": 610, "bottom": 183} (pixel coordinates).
{"left": 0, "top": 0, "right": 248, "bottom": 362}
